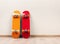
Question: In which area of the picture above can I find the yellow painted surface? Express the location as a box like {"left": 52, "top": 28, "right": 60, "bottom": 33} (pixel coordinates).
{"left": 12, "top": 10, "right": 20, "bottom": 31}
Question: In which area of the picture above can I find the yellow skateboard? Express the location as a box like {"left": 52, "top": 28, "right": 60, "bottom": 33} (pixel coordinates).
{"left": 12, "top": 10, "right": 20, "bottom": 38}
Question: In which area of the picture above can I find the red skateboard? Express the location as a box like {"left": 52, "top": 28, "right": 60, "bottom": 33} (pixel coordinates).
{"left": 22, "top": 10, "right": 30, "bottom": 38}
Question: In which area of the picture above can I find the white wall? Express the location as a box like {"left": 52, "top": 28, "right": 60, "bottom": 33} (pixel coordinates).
{"left": 0, "top": 0, "right": 60, "bottom": 35}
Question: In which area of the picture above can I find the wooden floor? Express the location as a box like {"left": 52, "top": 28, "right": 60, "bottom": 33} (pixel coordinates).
{"left": 0, "top": 35, "right": 60, "bottom": 44}
{"left": 0, "top": 37, "right": 60, "bottom": 44}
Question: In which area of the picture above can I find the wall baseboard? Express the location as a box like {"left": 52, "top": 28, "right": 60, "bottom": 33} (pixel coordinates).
{"left": 0, "top": 35, "right": 11, "bottom": 37}
{"left": 0, "top": 35, "right": 60, "bottom": 37}
{"left": 31, "top": 35, "right": 60, "bottom": 37}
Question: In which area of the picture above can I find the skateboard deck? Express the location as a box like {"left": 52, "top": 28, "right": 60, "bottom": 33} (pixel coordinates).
{"left": 22, "top": 10, "right": 30, "bottom": 38}
{"left": 12, "top": 10, "right": 20, "bottom": 38}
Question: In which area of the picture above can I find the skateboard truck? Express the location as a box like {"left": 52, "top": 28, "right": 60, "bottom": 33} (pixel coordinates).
{"left": 23, "top": 15, "right": 29, "bottom": 19}
{"left": 13, "top": 15, "right": 19, "bottom": 18}
{"left": 24, "top": 29, "right": 28, "bottom": 33}
{"left": 14, "top": 30, "right": 18, "bottom": 34}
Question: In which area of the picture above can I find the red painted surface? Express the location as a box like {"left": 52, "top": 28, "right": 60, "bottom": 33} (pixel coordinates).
{"left": 22, "top": 11, "right": 30, "bottom": 38}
